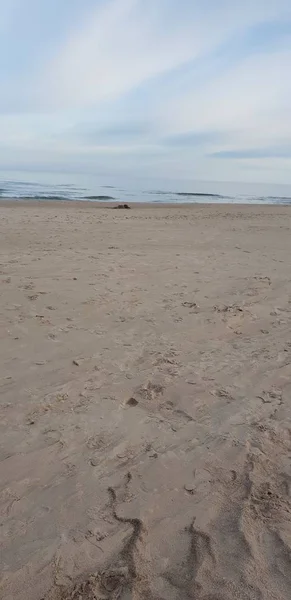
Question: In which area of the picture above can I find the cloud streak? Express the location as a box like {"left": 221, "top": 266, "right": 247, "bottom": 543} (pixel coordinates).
{"left": 0, "top": 0, "right": 291, "bottom": 184}
{"left": 43, "top": 0, "right": 291, "bottom": 109}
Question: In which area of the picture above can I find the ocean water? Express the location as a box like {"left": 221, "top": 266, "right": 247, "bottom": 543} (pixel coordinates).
{"left": 1, "top": 171, "right": 291, "bottom": 205}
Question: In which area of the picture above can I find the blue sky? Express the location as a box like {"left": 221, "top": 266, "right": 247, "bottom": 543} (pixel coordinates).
{"left": 1, "top": 0, "right": 291, "bottom": 184}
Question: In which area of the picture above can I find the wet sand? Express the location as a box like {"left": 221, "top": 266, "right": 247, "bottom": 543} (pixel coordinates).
{"left": 1, "top": 201, "right": 291, "bottom": 600}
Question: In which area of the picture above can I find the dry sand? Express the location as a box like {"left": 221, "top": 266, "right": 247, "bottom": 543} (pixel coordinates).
{"left": 1, "top": 201, "right": 291, "bottom": 600}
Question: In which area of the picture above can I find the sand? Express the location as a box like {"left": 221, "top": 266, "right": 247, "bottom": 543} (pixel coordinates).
{"left": 1, "top": 200, "right": 291, "bottom": 600}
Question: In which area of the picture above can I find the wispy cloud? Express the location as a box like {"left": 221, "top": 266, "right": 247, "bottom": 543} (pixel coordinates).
{"left": 0, "top": 0, "right": 291, "bottom": 184}
{"left": 211, "top": 147, "right": 291, "bottom": 159}
{"left": 42, "top": 0, "right": 291, "bottom": 109}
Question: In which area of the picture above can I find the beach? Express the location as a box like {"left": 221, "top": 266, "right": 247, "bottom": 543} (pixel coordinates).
{"left": 1, "top": 200, "right": 291, "bottom": 600}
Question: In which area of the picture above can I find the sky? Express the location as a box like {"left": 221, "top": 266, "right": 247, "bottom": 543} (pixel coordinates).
{"left": 1, "top": 0, "right": 291, "bottom": 185}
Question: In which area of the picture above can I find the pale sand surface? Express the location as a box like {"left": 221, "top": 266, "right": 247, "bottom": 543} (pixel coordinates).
{"left": 1, "top": 201, "right": 291, "bottom": 600}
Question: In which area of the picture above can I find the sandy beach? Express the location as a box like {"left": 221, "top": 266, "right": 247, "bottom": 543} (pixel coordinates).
{"left": 1, "top": 201, "right": 291, "bottom": 600}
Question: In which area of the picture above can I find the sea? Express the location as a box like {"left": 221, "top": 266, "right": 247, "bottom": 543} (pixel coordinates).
{"left": 1, "top": 170, "right": 291, "bottom": 205}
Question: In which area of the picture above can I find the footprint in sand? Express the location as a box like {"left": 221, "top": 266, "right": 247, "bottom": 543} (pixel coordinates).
{"left": 214, "top": 303, "right": 251, "bottom": 332}
{"left": 256, "top": 388, "right": 283, "bottom": 406}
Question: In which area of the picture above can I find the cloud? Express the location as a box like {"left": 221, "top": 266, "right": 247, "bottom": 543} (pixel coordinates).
{"left": 211, "top": 147, "right": 291, "bottom": 159}
{"left": 42, "top": 0, "right": 291, "bottom": 110}
{"left": 1, "top": 0, "right": 291, "bottom": 184}
{"left": 164, "top": 131, "right": 226, "bottom": 147}
{"left": 62, "top": 120, "right": 152, "bottom": 147}
{"left": 159, "top": 46, "right": 291, "bottom": 134}
{"left": 155, "top": 44, "right": 291, "bottom": 182}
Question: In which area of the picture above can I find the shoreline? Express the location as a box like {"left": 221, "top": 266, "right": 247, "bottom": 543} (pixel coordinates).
{"left": 1, "top": 197, "right": 291, "bottom": 210}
